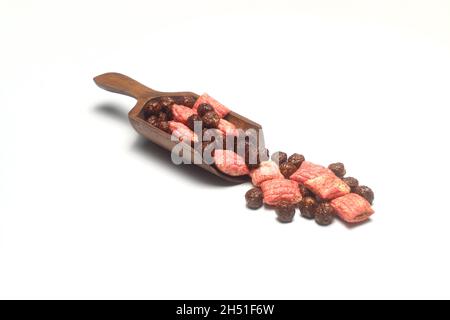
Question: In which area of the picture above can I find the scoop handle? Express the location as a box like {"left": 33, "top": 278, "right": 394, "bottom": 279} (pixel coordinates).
{"left": 94, "top": 72, "right": 160, "bottom": 100}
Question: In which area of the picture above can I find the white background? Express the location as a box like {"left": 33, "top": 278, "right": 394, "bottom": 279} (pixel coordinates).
{"left": 1, "top": 0, "right": 450, "bottom": 299}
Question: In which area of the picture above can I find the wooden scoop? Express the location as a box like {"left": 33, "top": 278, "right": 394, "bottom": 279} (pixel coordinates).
{"left": 94, "top": 72, "right": 264, "bottom": 184}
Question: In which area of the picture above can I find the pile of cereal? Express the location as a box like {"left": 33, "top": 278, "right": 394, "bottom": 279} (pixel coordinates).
{"left": 142, "top": 94, "right": 375, "bottom": 226}
{"left": 245, "top": 154, "right": 374, "bottom": 225}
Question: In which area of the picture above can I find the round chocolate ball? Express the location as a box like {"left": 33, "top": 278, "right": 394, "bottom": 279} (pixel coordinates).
{"left": 342, "top": 177, "right": 359, "bottom": 189}
{"left": 288, "top": 153, "right": 305, "bottom": 169}
{"left": 187, "top": 114, "right": 203, "bottom": 131}
{"left": 197, "top": 103, "right": 215, "bottom": 117}
{"left": 298, "top": 196, "right": 317, "bottom": 219}
{"left": 202, "top": 111, "right": 220, "bottom": 128}
{"left": 276, "top": 202, "right": 296, "bottom": 223}
{"left": 353, "top": 185, "right": 374, "bottom": 204}
{"left": 143, "top": 100, "right": 162, "bottom": 117}
{"left": 245, "top": 188, "right": 264, "bottom": 209}
{"left": 314, "top": 202, "right": 334, "bottom": 226}
{"left": 147, "top": 115, "right": 159, "bottom": 127}
{"left": 157, "top": 121, "right": 171, "bottom": 133}
{"left": 271, "top": 151, "right": 288, "bottom": 166}
{"left": 279, "top": 162, "right": 298, "bottom": 179}
{"left": 328, "top": 162, "right": 346, "bottom": 178}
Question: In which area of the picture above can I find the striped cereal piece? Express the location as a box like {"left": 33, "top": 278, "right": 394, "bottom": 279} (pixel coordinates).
{"left": 169, "top": 121, "right": 198, "bottom": 143}
{"left": 290, "top": 161, "right": 334, "bottom": 184}
{"left": 260, "top": 178, "right": 302, "bottom": 206}
{"left": 218, "top": 118, "right": 239, "bottom": 136}
{"left": 171, "top": 104, "right": 196, "bottom": 125}
{"left": 331, "top": 193, "right": 374, "bottom": 223}
{"left": 250, "top": 161, "right": 284, "bottom": 186}
{"left": 213, "top": 149, "right": 250, "bottom": 176}
{"left": 304, "top": 174, "right": 350, "bottom": 200}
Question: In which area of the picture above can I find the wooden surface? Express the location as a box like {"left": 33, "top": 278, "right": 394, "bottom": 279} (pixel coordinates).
{"left": 94, "top": 72, "right": 264, "bottom": 184}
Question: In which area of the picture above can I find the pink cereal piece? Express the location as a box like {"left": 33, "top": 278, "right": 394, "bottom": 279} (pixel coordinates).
{"left": 192, "top": 93, "right": 230, "bottom": 118}
{"left": 331, "top": 193, "right": 374, "bottom": 224}
{"left": 213, "top": 149, "right": 249, "bottom": 176}
{"left": 168, "top": 121, "right": 198, "bottom": 143}
{"left": 171, "top": 104, "right": 196, "bottom": 124}
{"left": 250, "top": 161, "right": 284, "bottom": 186}
{"left": 260, "top": 179, "right": 302, "bottom": 206}
{"left": 290, "top": 161, "right": 334, "bottom": 184}
{"left": 304, "top": 174, "right": 351, "bottom": 200}
{"left": 218, "top": 118, "right": 239, "bottom": 136}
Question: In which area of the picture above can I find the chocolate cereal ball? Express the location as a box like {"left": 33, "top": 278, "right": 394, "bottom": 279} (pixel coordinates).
{"left": 157, "top": 121, "right": 171, "bottom": 133}
{"left": 342, "top": 177, "right": 359, "bottom": 189}
{"left": 271, "top": 151, "right": 288, "bottom": 166}
{"left": 328, "top": 162, "right": 346, "bottom": 178}
{"left": 245, "top": 188, "right": 264, "bottom": 209}
{"left": 298, "top": 184, "right": 313, "bottom": 197}
{"left": 187, "top": 114, "right": 202, "bottom": 131}
{"left": 298, "top": 196, "right": 317, "bottom": 219}
{"left": 158, "top": 111, "right": 169, "bottom": 122}
{"left": 159, "top": 96, "right": 175, "bottom": 115}
{"left": 174, "top": 95, "right": 196, "bottom": 108}
{"left": 353, "top": 185, "right": 374, "bottom": 205}
{"left": 143, "top": 100, "right": 162, "bottom": 117}
{"left": 288, "top": 153, "right": 305, "bottom": 169}
{"left": 314, "top": 202, "right": 334, "bottom": 226}
{"left": 147, "top": 115, "right": 159, "bottom": 127}
{"left": 276, "top": 202, "right": 296, "bottom": 223}
{"left": 202, "top": 111, "right": 220, "bottom": 128}
{"left": 160, "top": 96, "right": 175, "bottom": 108}
{"left": 279, "top": 162, "right": 298, "bottom": 179}
{"left": 183, "top": 96, "right": 197, "bottom": 108}
{"left": 197, "top": 103, "right": 215, "bottom": 117}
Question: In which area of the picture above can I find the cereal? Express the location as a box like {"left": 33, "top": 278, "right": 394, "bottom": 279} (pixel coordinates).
{"left": 331, "top": 193, "right": 374, "bottom": 223}
{"left": 214, "top": 149, "right": 250, "bottom": 176}
{"left": 202, "top": 111, "right": 220, "bottom": 128}
{"left": 143, "top": 94, "right": 376, "bottom": 227}
{"left": 260, "top": 178, "right": 302, "bottom": 206}
{"left": 271, "top": 151, "right": 287, "bottom": 166}
{"left": 342, "top": 177, "right": 359, "bottom": 189}
{"left": 197, "top": 103, "right": 214, "bottom": 117}
{"left": 276, "top": 201, "right": 296, "bottom": 223}
{"left": 157, "top": 121, "right": 171, "bottom": 133}
{"left": 174, "top": 95, "right": 196, "bottom": 108}
{"left": 314, "top": 202, "right": 335, "bottom": 226}
{"left": 193, "top": 93, "right": 230, "bottom": 118}
{"left": 304, "top": 174, "right": 351, "bottom": 200}
{"left": 143, "top": 100, "right": 162, "bottom": 116}
{"left": 158, "top": 111, "right": 169, "bottom": 122}
{"left": 147, "top": 115, "right": 159, "bottom": 127}
{"left": 279, "top": 162, "right": 298, "bottom": 179}
{"left": 298, "top": 196, "right": 317, "bottom": 219}
{"left": 160, "top": 96, "right": 175, "bottom": 108}
{"left": 328, "top": 162, "right": 346, "bottom": 178}
{"left": 217, "top": 118, "right": 238, "bottom": 136}
{"left": 290, "top": 161, "right": 333, "bottom": 184}
{"left": 168, "top": 121, "right": 198, "bottom": 143}
{"left": 353, "top": 185, "right": 374, "bottom": 205}
{"left": 288, "top": 153, "right": 305, "bottom": 169}
{"left": 187, "top": 114, "right": 202, "bottom": 131}
{"left": 298, "top": 184, "right": 313, "bottom": 197}
{"left": 171, "top": 104, "right": 196, "bottom": 125}
{"left": 245, "top": 188, "right": 264, "bottom": 209}
{"left": 250, "top": 161, "right": 284, "bottom": 186}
